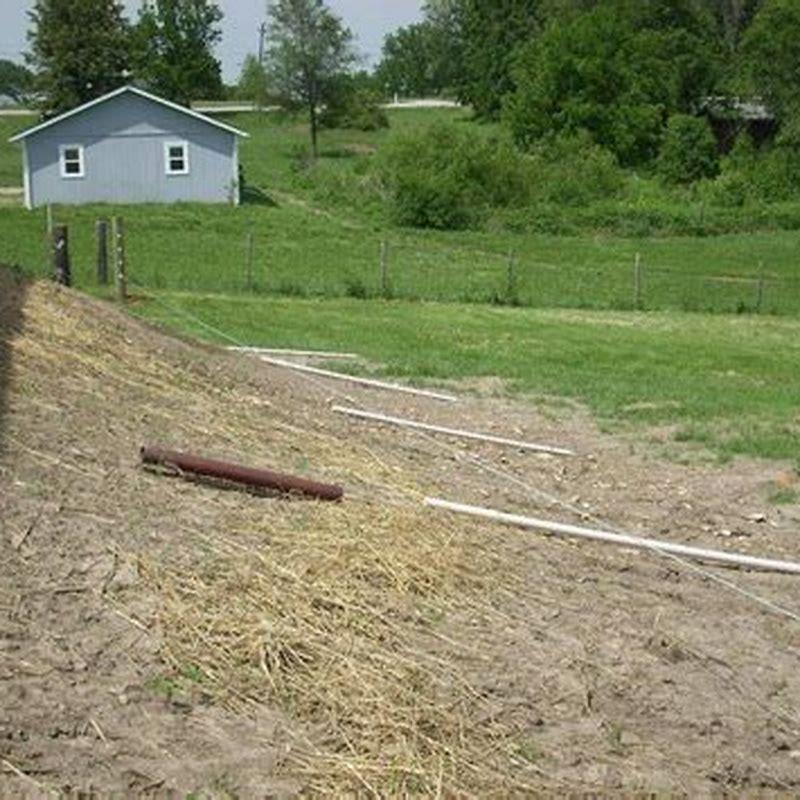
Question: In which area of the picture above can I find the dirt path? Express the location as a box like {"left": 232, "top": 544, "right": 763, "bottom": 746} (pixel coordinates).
{"left": 1, "top": 274, "right": 799, "bottom": 795}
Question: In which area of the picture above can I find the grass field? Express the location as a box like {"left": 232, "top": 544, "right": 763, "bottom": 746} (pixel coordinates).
{"left": 2, "top": 109, "right": 800, "bottom": 314}
{"left": 3, "top": 108, "right": 800, "bottom": 463}
{"left": 132, "top": 290, "right": 800, "bottom": 464}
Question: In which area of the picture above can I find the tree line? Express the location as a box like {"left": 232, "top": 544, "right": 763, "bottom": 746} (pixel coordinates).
{"left": 4, "top": 0, "right": 798, "bottom": 193}
{"left": 4, "top": 0, "right": 373, "bottom": 158}
{"left": 376, "top": 1, "right": 798, "bottom": 162}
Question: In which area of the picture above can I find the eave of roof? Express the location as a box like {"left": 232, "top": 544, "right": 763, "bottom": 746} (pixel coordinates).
{"left": 8, "top": 85, "right": 250, "bottom": 143}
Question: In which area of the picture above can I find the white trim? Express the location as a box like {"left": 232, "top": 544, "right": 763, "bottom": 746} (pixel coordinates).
{"left": 8, "top": 85, "right": 250, "bottom": 143}
{"left": 22, "top": 140, "right": 31, "bottom": 209}
{"left": 59, "top": 143, "right": 85, "bottom": 179}
{"left": 164, "top": 140, "right": 190, "bottom": 176}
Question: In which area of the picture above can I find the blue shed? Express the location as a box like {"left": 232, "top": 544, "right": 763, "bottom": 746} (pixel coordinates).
{"left": 9, "top": 86, "right": 249, "bottom": 209}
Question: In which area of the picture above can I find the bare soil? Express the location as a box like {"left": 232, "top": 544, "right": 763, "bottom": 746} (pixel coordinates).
{"left": 1, "top": 271, "right": 799, "bottom": 796}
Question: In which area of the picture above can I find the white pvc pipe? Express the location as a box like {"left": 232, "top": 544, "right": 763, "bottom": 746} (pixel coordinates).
{"left": 259, "top": 356, "right": 458, "bottom": 403}
{"left": 230, "top": 346, "right": 358, "bottom": 359}
{"left": 425, "top": 498, "right": 800, "bottom": 575}
{"left": 333, "top": 406, "right": 574, "bottom": 456}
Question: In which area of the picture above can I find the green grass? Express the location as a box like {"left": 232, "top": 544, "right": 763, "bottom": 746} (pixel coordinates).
{"left": 130, "top": 290, "right": 800, "bottom": 463}
{"left": 3, "top": 199, "right": 800, "bottom": 315}
{"left": 0, "top": 113, "right": 34, "bottom": 186}
{"left": 1, "top": 108, "right": 800, "bottom": 314}
{"left": 4, "top": 108, "right": 799, "bottom": 462}
{"left": 768, "top": 487, "right": 799, "bottom": 505}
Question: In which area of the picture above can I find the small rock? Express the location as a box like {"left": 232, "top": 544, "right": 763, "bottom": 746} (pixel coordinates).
{"left": 746, "top": 513, "right": 767, "bottom": 523}
{"left": 716, "top": 529, "right": 733, "bottom": 538}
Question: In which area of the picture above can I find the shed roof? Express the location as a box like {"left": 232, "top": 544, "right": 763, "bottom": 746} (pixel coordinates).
{"left": 8, "top": 85, "right": 250, "bottom": 143}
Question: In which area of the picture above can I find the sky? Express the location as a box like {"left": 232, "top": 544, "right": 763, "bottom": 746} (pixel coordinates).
{"left": 0, "top": 0, "right": 424, "bottom": 81}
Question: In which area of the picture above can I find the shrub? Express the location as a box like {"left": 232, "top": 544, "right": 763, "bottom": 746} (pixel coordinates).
{"left": 658, "top": 114, "right": 719, "bottom": 184}
{"left": 709, "top": 129, "right": 800, "bottom": 205}
{"left": 525, "top": 132, "right": 625, "bottom": 206}
{"left": 379, "top": 124, "right": 528, "bottom": 229}
{"left": 319, "top": 74, "right": 390, "bottom": 132}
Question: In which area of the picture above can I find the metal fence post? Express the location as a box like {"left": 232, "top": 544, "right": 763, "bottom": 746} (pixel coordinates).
{"left": 634, "top": 252, "right": 643, "bottom": 310}
{"left": 756, "top": 261, "right": 765, "bottom": 313}
{"left": 380, "top": 240, "right": 389, "bottom": 297}
{"left": 506, "top": 250, "right": 517, "bottom": 303}
{"left": 246, "top": 228, "right": 255, "bottom": 292}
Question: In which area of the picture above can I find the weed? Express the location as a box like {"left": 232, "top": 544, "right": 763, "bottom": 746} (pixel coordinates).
{"left": 513, "top": 738, "right": 543, "bottom": 764}
{"left": 768, "top": 488, "right": 798, "bottom": 505}
{"left": 148, "top": 674, "right": 179, "bottom": 700}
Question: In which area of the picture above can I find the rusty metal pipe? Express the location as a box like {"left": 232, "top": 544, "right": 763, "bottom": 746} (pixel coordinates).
{"left": 140, "top": 446, "right": 344, "bottom": 502}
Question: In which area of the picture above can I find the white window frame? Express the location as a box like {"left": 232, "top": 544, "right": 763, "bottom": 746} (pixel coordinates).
{"left": 164, "top": 140, "right": 190, "bottom": 176}
{"left": 59, "top": 144, "right": 85, "bottom": 179}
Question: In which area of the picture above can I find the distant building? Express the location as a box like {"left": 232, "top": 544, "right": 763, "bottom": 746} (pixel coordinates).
{"left": 700, "top": 97, "right": 778, "bottom": 153}
{"left": 9, "top": 86, "right": 248, "bottom": 209}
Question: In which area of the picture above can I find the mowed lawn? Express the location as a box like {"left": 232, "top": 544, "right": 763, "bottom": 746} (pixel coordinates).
{"left": 2, "top": 109, "right": 800, "bottom": 313}
{"left": 2, "top": 108, "right": 799, "bottom": 464}
{"left": 132, "top": 291, "right": 800, "bottom": 464}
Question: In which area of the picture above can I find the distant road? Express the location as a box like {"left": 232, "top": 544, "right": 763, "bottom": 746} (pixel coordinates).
{"left": 0, "top": 98, "right": 463, "bottom": 118}
{"left": 191, "top": 103, "right": 279, "bottom": 114}
{"left": 383, "top": 99, "right": 461, "bottom": 109}
{"left": 194, "top": 100, "right": 463, "bottom": 113}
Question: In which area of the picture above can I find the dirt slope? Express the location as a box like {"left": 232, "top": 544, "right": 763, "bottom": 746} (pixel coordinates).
{"left": 1, "top": 269, "right": 799, "bottom": 796}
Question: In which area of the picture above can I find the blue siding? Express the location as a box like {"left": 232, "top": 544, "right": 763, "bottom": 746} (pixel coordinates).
{"left": 25, "top": 92, "right": 239, "bottom": 207}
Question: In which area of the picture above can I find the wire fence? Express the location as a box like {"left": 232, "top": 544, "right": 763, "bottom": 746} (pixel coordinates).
{"left": 129, "top": 235, "right": 800, "bottom": 316}
{"left": 7, "top": 212, "right": 800, "bottom": 316}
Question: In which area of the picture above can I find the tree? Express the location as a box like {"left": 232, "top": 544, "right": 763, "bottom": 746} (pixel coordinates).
{"left": 421, "top": 0, "right": 465, "bottom": 94}
{"left": 237, "top": 54, "right": 270, "bottom": 107}
{"left": 742, "top": 0, "right": 800, "bottom": 123}
{"left": 658, "top": 114, "right": 719, "bottom": 183}
{"left": 319, "top": 72, "right": 389, "bottom": 131}
{"left": 264, "top": 0, "right": 356, "bottom": 157}
{"left": 376, "top": 23, "right": 438, "bottom": 98}
{"left": 702, "top": 0, "right": 764, "bottom": 53}
{"left": 133, "top": 0, "right": 224, "bottom": 106}
{"left": 459, "top": 0, "right": 539, "bottom": 118}
{"left": 376, "top": 1, "right": 464, "bottom": 99}
{"left": 26, "top": 0, "right": 130, "bottom": 115}
{"left": 0, "top": 60, "right": 34, "bottom": 104}
{"left": 505, "top": 0, "right": 718, "bottom": 165}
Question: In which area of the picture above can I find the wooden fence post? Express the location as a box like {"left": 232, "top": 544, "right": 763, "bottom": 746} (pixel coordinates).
{"left": 52, "top": 224, "right": 71, "bottom": 287}
{"left": 246, "top": 228, "right": 255, "bottom": 291}
{"left": 96, "top": 219, "right": 109, "bottom": 285}
{"left": 112, "top": 216, "right": 127, "bottom": 302}
{"left": 633, "top": 252, "right": 643, "bottom": 310}
{"left": 45, "top": 204, "right": 53, "bottom": 236}
{"left": 380, "top": 240, "right": 389, "bottom": 297}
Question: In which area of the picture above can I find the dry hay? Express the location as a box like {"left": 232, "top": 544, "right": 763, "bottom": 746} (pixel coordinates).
{"left": 1, "top": 275, "right": 557, "bottom": 795}
{"left": 5, "top": 273, "right": 799, "bottom": 796}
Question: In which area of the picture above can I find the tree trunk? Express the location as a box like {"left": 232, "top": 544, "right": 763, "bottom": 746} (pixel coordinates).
{"left": 309, "top": 101, "right": 318, "bottom": 159}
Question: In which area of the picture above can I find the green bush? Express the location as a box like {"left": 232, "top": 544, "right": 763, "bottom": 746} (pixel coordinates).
{"left": 658, "top": 114, "right": 719, "bottom": 184}
{"left": 319, "top": 74, "right": 390, "bottom": 132}
{"left": 379, "top": 124, "right": 529, "bottom": 229}
{"left": 525, "top": 133, "right": 625, "bottom": 206}
{"left": 709, "top": 130, "right": 800, "bottom": 205}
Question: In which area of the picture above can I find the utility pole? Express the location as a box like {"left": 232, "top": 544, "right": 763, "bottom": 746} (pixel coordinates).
{"left": 258, "top": 22, "right": 267, "bottom": 65}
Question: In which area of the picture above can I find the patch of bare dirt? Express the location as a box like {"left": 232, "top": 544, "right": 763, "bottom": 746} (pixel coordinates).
{"left": 1, "top": 271, "right": 799, "bottom": 795}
